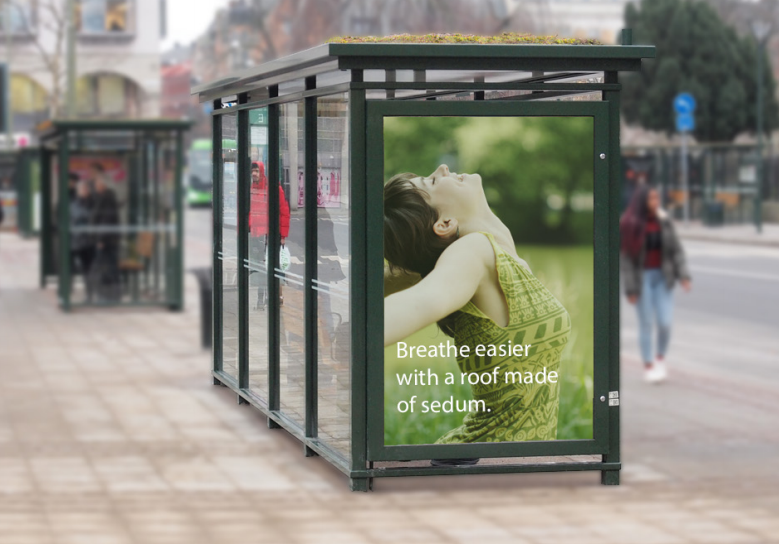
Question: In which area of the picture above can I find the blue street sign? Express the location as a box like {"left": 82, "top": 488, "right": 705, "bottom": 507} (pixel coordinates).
{"left": 674, "top": 93, "right": 696, "bottom": 114}
{"left": 676, "top": 112, "right": 695, "bottom": 132}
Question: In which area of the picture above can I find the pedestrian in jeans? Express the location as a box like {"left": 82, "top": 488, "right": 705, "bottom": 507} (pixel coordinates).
{"left": 620, "top": 185, "right": 692, "bottom": 383}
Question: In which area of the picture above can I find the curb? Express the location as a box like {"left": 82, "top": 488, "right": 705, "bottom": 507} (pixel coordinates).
{"left": 677, "top": 232, "right": 779, "bottom": 248}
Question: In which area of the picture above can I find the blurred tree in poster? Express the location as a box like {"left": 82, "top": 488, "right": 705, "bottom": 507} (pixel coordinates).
{"left": 622, "top": 0, "right": 779, "bottom": 141}
{"left": 384, "top": 116, "right": 594, "bottom": 245}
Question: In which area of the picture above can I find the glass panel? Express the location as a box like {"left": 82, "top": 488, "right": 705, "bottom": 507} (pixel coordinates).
{"left": 278, "top": 101, "right": 305, "bottom": 426}
{"left": 221, "top": 115, "right": 239, "bottom": 380}
{"left": 64, "top": 132, "right": 177, "bottom": 307}
{"left": 247, "top": 107, "right": 271, "bottom": 402}
{"left": 315, "top": 94, "right": 350, "bottom": 459}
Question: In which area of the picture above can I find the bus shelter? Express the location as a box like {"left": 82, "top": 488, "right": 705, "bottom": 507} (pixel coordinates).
{"left": 193, "top": 32, "right": 654, "bottom": 491}
{"left": 38, "top": 119, "right": 191, "bottom": 311}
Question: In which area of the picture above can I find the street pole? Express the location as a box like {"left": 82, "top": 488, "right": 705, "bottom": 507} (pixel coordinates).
{"left": 755, "top": 38, "right": 764, "bottom": 234}
{"left": 65, "top": 0, "right": 76, "bottom": 118}
{"left": 681, "top": 131, "right": 689, "bottom": 224}
{"left": 751, "top": 20, "right": 771, "bottom": 234}
{"left": 4, "top": 0, "right": 13, "bottom": 149}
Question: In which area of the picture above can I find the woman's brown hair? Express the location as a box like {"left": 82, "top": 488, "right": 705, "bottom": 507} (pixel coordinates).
{"left": 384, "top": 172, "right": 455, "bottom": 277}
{"left": 384, "top": 172, "right": 461, "bottom": 336}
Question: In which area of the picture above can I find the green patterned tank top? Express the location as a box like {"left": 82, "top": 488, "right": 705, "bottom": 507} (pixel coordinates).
{"left": 436, "top": 232, "right": 571, "bottom": 444}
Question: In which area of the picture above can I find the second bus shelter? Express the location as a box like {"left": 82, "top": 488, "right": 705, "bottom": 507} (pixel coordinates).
{"left": 38, "top": 119, "right": 190, "bottom": 311}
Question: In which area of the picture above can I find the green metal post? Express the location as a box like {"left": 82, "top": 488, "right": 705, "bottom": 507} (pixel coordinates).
{"left": 40, "top": 148, "right": 51, "bottom": 287}
{"left": 212, "top": 100, "right": 224, "bottom": 381}
{"left": 237, "top": 93, "right": 250, "bottom": 399}
{"left": 153, "top": 139, "right": 161, "bottom": 296}
{"left": 174, "top": 129, "right": 185, "bottom": 309}
{"left": 601, "top": 72, "right": 621, "bottom": 485}
{"left": 304, "top": 75, "right": 318, "bottom": 454}
{"left": 58, "top": 132, "right": 71, "bottom": 311}
{"left": 349, "top": 69, "right": 369, "bottom": 491}
{"left": 267, "top": 86, "right": 281, "bottom": 421}
{"left": 755, "top": 38, "right": 764, "bottom": 234}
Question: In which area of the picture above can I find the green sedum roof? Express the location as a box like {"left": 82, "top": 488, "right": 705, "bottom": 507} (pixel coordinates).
{"left": 326, "top": 32, "right": 602, "bottom": 46}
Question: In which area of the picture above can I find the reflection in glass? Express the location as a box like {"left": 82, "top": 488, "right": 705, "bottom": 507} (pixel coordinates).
{"left": 221, "top": 114, "right": 239, "bottom": 380}
{"left": 315, "top": 94, "right": 351, "bottom": 458}
{"left": 247, "top": 108, "right": 272, "bottom": 402}
{"left": 278, "top": 101, "right": 306, "bottom": 426}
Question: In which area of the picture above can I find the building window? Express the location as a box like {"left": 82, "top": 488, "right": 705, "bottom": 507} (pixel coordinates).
{"left": 0, "top": 0, "right": 35, "bottom": 35}
{"left": 10, "top": 74, "right": 48, "bottom": 132}
{"left": 77, "top": 0, "right": 131, "bottom": 34}
{"left": 77, "top": 74, "right": 141, "bottom": 118}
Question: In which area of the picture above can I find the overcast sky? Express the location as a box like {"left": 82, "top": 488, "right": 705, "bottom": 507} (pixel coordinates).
{"left": 162, "top": 0, "right": 229, "bottom": 50}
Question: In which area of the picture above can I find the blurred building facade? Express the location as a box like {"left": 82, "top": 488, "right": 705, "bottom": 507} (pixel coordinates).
{"left": 161, "top": 43, "right": 209, "bottom": 139}
{"left": 3, "top": 0, "right": 165, "bottom": 144}
{"left": 186, "top": 0, "right": 513, "bottom": 136}
{"left": 191, "top": 0, "right": 510, "bottom": 86}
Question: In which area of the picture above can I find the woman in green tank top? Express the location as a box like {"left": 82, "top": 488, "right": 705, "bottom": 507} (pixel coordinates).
{"left": 384, "top": 164, "right": 571, "bottom": 448}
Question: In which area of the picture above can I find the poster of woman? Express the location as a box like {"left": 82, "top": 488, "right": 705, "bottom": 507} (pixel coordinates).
{"left": 383, "top": 116, "right": 595, "bottom": 452}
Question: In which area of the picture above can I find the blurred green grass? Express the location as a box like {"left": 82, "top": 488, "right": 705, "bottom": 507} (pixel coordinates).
{"left": 384, "top": 245, "right": 594, "bottom": 445}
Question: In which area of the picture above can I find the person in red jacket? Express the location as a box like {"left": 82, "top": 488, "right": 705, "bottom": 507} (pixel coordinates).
{"left": 249, "top": 161, "right": 290, "bottom": 309}
{"left": 249, "top": 161, "right": 290, "bottom": 242}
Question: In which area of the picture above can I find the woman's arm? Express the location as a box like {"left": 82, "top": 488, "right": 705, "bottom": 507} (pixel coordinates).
{"left": 667, "top": 221, "right": 691, "bottom": 281}
{"left": 384, "top": 265, "right": 421, "bottom": 297}
{"left": 384, "top": 233, "right": 491, "bottom": 347}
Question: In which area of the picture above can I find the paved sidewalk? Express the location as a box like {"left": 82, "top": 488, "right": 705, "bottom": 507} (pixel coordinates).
{"left": 1, "top": 232, "right": 779, "bottom": 544}
{"left": 676, "top": 221, "right": 779, "bottom": 247}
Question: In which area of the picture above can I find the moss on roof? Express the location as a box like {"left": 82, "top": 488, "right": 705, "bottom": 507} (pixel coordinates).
{"left": 326, "top": 32, "right": 602, "bottom": 46}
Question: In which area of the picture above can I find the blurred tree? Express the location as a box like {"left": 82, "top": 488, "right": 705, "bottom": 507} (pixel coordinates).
{"left": 6, "top": 0, "right": 70, "bottom": 117}
{"left": 383, "top": 117, "right": 467, "bottom": 179}
{"left": 384, "top": 117, "right": 594, "bottom": 245}
{"left": 457, "top": 118, "right": 593, "bottom": 244}
{"left": 622, "top": 0, "right": 779, "bottom": 142}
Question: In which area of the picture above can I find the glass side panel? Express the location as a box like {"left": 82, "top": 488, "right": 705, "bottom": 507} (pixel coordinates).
{"left": 221, "top": 114, "right": 239, "bottom": 380}
{"left": 315, "top": 93, "right": 351, "bottom": 459}
{"left": 247, "top": 107, "right": 271, "bottom": 402}
{"left": 278, "top": 100, "right": 306, "bottom": 427}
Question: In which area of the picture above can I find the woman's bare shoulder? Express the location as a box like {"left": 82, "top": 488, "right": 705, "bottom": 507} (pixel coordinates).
{"left": 437, "top": 232, "right": 496, "bottom": 267}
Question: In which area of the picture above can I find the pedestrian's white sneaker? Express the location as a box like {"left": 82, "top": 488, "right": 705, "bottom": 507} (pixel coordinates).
{"left": 654, "top": 360, "right": 668, "bottom": 382}
{"left": 644, "top": 364, "right": 665, "bottom": 384}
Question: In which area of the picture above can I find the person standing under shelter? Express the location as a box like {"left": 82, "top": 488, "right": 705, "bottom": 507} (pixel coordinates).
{"left": 70, "top": 179, "right": 96, "bottom": 301}
{"left": 90, "top": 163, "right": 122, "bottom": 301}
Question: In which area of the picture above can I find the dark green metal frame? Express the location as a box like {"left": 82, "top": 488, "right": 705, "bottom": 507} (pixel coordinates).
{"left": 37, "top": 119, "right": 191, "bottom": 312}
{"left": 197, "top": 37, "right": 653, "bottom": 491}
{"left": 365, "top": 100, "right": 612, "bottom": 462}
